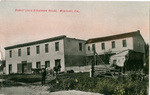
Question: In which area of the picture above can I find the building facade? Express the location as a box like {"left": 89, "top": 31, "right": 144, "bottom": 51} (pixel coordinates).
{"left": 85, "top": 30, "right": 145, "bottom": 65}
{"left": 5, "top": 35, "right": 86, "bottom": 74}
{"left": 86, "top": 30, "right": 145, "bottom": 56}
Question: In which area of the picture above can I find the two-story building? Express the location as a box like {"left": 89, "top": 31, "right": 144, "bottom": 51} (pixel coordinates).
{"left": 4, "top": 30, "right": 146, "bottom": 74}
{"left": 86, "top": 30, "right": 145, "bottom": 67}
{"left": 5, "top": 35, "right": 86, "bottom": 74}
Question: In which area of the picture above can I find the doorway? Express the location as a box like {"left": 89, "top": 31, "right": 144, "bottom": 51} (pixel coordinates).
{"left": 22, "top": 64, "right": 27, "bottom": 74}
{"left": 9, "top": 64, "right": 12, "bottom": 74}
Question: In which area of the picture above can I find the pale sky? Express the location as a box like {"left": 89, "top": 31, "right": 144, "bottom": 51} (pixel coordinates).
{"left": 0, "top": 1, "right": 149, "bottom": 59}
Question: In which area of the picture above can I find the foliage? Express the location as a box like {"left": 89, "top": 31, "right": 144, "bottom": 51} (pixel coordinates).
{"left": 53, "top": 65, "right": 61, "bottom": 75}
{"left": 0, "top": 74, "right": 41, "bottom": 83}
{"left": 49, "top": 72, "right": 148, "bottom": 95}
{"left": 144, "top": 44, "right": 149, "bottom": 74}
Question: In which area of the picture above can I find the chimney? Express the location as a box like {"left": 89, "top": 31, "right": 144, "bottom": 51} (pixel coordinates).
{"left": 137, "top": 30, "right": 140, "bottom": 33}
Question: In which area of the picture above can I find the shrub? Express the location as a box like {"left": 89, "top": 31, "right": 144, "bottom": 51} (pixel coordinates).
{"left": 48, "top": 72, "right": 148, "bottom": 95}
{"left": 0, "top": 74, "right": 41, "bottom": 83}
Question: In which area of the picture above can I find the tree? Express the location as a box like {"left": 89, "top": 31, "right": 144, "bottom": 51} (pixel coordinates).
{"left": 144, "top": 44, "right": 149, "bottom": 74}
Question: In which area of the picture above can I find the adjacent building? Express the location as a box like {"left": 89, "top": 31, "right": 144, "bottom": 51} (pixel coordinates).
{"left": 86, "top": 30, "right": 145, "bottom": 67}
{"left": 5, "top": 35, "right": 86, "bottom": 74}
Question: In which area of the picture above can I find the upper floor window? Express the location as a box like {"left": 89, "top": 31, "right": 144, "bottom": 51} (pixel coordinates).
{"left": 92, "top": 44, "right": 95, "bottom": 51}
{"left": 27, "top": 47, "right": 30, "bottom": 55}
{"left": 18, "top": 49, "right": 21, "bottom": 56}
{"left": 9, "top": 50, "right": 12, "bottom": 58}
{"left": 79, "top": 43, "right": 82, "bottom": 51}
{"left": 36, "top": 45, "right": 40, "bottom": 54}
{"left": 55, "top": 42, "right": 59, "bottom": 51}
{"left": 88, "top": 46, "right": 90, "bottom": 51}
{"left": 101, "top": 43, "right": 105, "bottom": 50}
{"left": 45, "top": 44, "right": 49, "bottom": 53}
{"left": 112, "top": 41, "right": 115, "bottom": 48}
{"left": 122, "top": 40, "right": 127, "bottom": 47}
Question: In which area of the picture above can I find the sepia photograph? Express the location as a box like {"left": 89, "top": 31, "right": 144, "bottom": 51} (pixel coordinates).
{"left": 0, "top": 1, "right": 149, "bottom": 95}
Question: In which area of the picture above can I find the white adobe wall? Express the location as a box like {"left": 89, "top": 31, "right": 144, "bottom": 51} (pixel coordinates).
{"left": 5, "top": 39, "right": 65, "bottom": 74}
{"left": 86, "top": 37, "right": 133, "bottom": 56}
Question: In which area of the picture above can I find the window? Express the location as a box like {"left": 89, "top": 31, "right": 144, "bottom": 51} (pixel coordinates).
{"left": 79, "top": 43, "right": 82, "bottom": 51}
{"left": 88, "top": 46, "right": 90, "bottom": 51}
{"left": 112, "top": 41, "right": 115, "bottom": 48}
{"left": 27, "top": 47, "right": 30, "bottom": 55}
{"left": 55, "top": 59, "right": 61, "bottom": 67}
{"left": 101, "top": 43, "right": 105, "bottom": 50}
{"left": 122, "top": 40, "right": 127, "bottom": 47}
{"left": 9, "top": 50, "right": 12, "bottom": 58}
{"left": 113, "top": 59, "right": 117, "bottom": 65}
{"left": 36, "top": 62, "right": 41, "bottom": 68}
{"left": 45, "top": 44, "right": 49, "bottom": 53}
{"left": 45, "top": 61, "right": 50, "bottom": 68}
{"left": 55, "top": 42, "right": 59, "bottom": 51}
{"left": 92, "top": 44, "right": 95, "bottom": 51}
{"left": 36, "top": 45, "right": 40, "bottom": 54}
{"left": 9, "top": 64, "right": 12, "bottom": 74}
{"left": 18, "top": 49, "right": 21, "bottom": 56}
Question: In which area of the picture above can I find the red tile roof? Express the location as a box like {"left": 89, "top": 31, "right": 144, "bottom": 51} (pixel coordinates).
{"left": 86, "top": 30, "right": 139, "bottom": 44}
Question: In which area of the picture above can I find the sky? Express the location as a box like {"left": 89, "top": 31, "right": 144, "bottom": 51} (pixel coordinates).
{"left": 0, "top": 1, "right": 149, "bottom": 59}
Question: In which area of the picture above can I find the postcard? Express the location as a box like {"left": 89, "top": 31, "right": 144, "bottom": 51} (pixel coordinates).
{"left": 0, "top": 1, "right": 149, "bottom": 95}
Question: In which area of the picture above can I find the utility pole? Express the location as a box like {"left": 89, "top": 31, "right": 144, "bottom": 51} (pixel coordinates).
{"left": 91, "top": 49, "right": 96, "bottom": 77}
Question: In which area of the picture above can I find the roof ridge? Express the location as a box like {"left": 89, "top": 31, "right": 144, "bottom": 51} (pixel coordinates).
{"left": 86, "top": 30, "right": 139, "bottom": 44}
{"left": 5, "top": 35, "right": 67, "bottom": 50}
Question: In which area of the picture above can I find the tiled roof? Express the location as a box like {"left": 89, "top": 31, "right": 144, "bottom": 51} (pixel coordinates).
{"left": 86, "top": 30, "right": 139, "bottom": 44}
{"left": 5, "top": 35, "right": 66, "bottom": 50}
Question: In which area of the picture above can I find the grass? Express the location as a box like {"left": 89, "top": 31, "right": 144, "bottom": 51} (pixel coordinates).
{"left": 0, "top": 72, "right": 148, "bottom": 95}
{"left": 0, "top": 74, "right": 42, "bottom": 83}
{"left": 49, "top": 72, "right": 148, "bottom": 95}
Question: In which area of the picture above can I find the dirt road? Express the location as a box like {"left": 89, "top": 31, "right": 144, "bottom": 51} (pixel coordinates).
{"left": 0, "top": 86, "right": 103, "bottom": 95}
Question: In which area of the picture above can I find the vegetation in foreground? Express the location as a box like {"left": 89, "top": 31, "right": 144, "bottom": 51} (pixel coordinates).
{"left": 49, "top": 72, "right": 148, "bottom": 95}
{"left": 0, "top": 74, "right": 41, "bottom": 83}
{"left": 0, "top": 72, "right": 148, "bottom": 95}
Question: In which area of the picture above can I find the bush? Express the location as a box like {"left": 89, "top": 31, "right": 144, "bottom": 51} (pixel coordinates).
{"left": 0, "top": 74, "right": 41, "bottom": 83}
{"left": 48, "top": 72, "right": 148, "bottom": 95}
{"left": 67, "top": 70, "right": 74, "bottom": 73}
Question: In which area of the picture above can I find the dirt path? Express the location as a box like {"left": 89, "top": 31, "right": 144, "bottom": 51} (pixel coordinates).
{"left": 0, "top": 81, "right": 103, "bottom": 95}
{"left": 0, "top": 75, "right": 103, "bottom": 95}
{"left": 0, "top": 86, "right": 103, "bottom": 95}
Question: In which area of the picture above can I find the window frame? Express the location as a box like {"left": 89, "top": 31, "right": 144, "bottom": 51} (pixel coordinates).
{"left": 112, "top": 41, "right": 115, "bottom": 49}
{"left": 101, "top": 43, "right": 105, "bottom": 50}
{"left": 27, "top": 47, "right": 30, "bottom": 55}
{"left": 79, "top": 43, "right": 82, "bottom": 51}
{"left": 45, "top": 44, "right": 49, "bottom": 53}
{"left": 36, "top": 62, "right": 41, "bottom": 69}
{"left": 55, "top": 42, "right": 59, "bottom": 51}
{"left": 18, "top": 49, "right": 21, "bottom": 56}
{"left": 45, "top": 61, "right": 50, "bottom": 68}
{"left": 36, "top": 45, "right": 40, "bottom": 54}
{"left": 122, "top": 40, "right": 127, "bottom": 47}
{"left": 92, "top": 44, "right": 95, "bottom": 51}
{"left": 88, "top": 46, "right": 90, "bottom": 51}
{"left": 9, "top": 50, "right": 12, "bottom": 58}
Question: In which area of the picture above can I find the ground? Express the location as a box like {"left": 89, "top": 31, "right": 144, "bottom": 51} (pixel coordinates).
{"left": 0, "top": 72, "right": 148, "bottom": 95}
{"left": 0, "top": 81, "right": 103, "bottom": 95}
{"left": 0, "top": 74, "right": 103, "bottom": 95}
